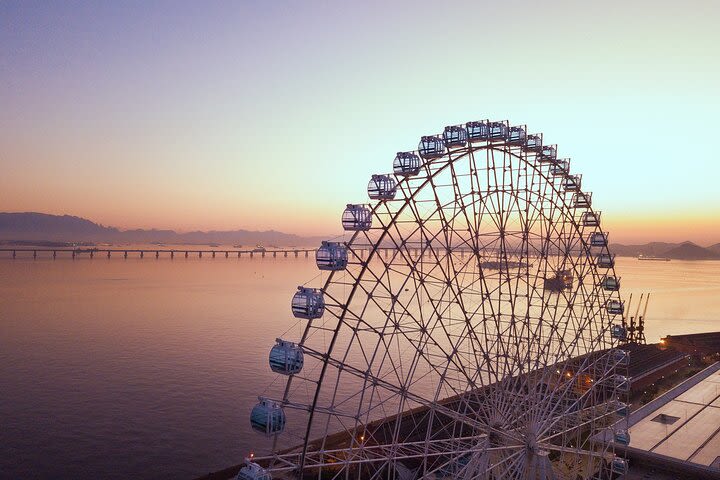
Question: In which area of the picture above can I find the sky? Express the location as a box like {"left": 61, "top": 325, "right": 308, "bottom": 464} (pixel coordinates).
{"left": 1, "top": 0, "right": 719, "bottom": 244}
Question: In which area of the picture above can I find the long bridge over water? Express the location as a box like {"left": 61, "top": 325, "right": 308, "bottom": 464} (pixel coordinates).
{"left": 0, "top": 247, "right": 534, "bottom": 261}
{"left": 0, "top": 247, "right": 318, "bottom": 260}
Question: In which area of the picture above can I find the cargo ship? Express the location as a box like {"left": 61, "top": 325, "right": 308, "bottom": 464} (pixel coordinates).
{"left": 637, "top": 255, "right": 670, "bottom": 261}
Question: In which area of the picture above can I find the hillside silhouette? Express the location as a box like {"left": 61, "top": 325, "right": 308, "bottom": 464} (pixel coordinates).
{"left": 0, "top": 212, "right": 326, "bottom": 247}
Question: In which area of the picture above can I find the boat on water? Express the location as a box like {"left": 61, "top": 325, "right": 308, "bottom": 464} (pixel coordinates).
{"left": 544, "top": 269, "right": 573, "bottom": 292}
{"left": 480, "top": 260, "right": 531, "bottom": 270}
{"left": 637, "top": 255, "right": 670, "bottom": 261}
{"left": 252, "top": 245, "right": 267, "bottom": 253}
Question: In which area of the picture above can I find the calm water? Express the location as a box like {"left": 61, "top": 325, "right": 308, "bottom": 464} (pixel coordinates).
{"left": 1, "top": 254, "right": 719, "bottom": 479}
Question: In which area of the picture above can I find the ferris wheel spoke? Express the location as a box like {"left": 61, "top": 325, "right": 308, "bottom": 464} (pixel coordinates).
{"left": 400, "top": 188, "right": 496, "bottom": 446}
{"left": 415, "top": 156, "right": 533, "bottom": 440}
{"left": 341, "top": 254, "right": 485, "bottom": 401}
{"left": 424, "top": 161, "right": 496, "bottom": 366}
{"left": 421, "top": 446, "right": 526, "bottom": 480}
{"left": 533, "top": 363, "right": 611, "bottom": 438}
{"left": 301, "top": 345, "right": 487, "bottom": 432}
{"left": 377, "top": 217, "right": 495, "bottom": 398}
{"left": 262, "top": 434, "right": 533, "bottom": 476}
{"left": 539, "top": 442, "right": 610, "bottom": 460}
{"left": 539, "top": 400, "right": 617, "bottom": 445}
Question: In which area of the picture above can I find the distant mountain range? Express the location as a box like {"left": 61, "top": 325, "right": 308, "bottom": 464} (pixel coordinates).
{"left": 0, "top": 212, "right": 327, "bottom": 247}
{"left": 2, "top": 212, "right": 719, "bottom": 259}
{"left": 610, "top": 241, "right": 720, "bottom": 260}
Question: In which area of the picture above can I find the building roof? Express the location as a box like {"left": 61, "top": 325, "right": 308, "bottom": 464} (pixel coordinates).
{"left": 599, "top": 362, "right": 720, "bottom": 476}
{"left": 622, "top": 342, "right": 688, "bottom": 380}
{"left": 662, "top": 331, "right": 720, "bottom": 355}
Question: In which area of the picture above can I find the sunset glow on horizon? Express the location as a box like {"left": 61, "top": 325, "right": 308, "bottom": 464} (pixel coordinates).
{"left": 2, "top": 1, "right": 719, "bottom": 243}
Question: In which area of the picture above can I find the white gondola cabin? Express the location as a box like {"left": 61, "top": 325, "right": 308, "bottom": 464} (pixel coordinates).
{"left": 600, "top": 275, "right": 620, "bottom": 291}
{"left": 607, "top": 300, "right": 624, "bottom": 315}
{"left": 508, "top": 126, "right": 526, "bottom": 145}
{"left": 393, "top": 152, "right": 422, "bottom": 176}
{"left": 562, "top": 175, "right": 582, "bottom": 192}
{"left": 549, "top": 159, "right": 569, "bottom": 176}
{"left": 418, "top": 136, "right": 446, "bottom": 159}
{"left": 611, "top": 324, "right": 627, "bottom": 341}
{"left": 614, "top": 430, "right": 631, "bottom": 446}
{"left": 582, "top": 211, "right": 600, "bottom": 227}
{"left": 488, "top": 121, "right": 509, "bottom": 140}
{"left": 291, "top": 286, "right": 324, "bottom": 319}
{"left": 342, "top": 204, "right": 372, "bottom": 231}
{"left": 524, "top": 134, "right": 542, "bottom": 152}
{"left": 610, "top": 348, "right": 630, "bottom": 366}
{"left": 316, "top": 241, "right": 348, "bottom": 271}
{"left": 538, "top": 145, "right": 557, "bottom": 162}
{"left": 596, "top": 253, "right": 614, "bottom": 268}
{"left": 269, "top": 338, "right": 304, "bottom": 375}
{"left": 367, "top": 174, "right": 397, "bottom": 200}
{"left": 466, "top": 121, "right": 489, "bottom": 142}
{"left": 611, "top": 457, "right": 629, "bottom": 475}
{"left": 615, "top": 401, "right": 629, "bottom": 417}
{"left": 250, "top": 397, "right": 286, "bottom": 436}
{"left": 236, "top": 460, "right": 272, "bottom": 480}
{"left": 572, "top": 192, "right": 592, "bottom": 209}
{"left": 442, "top": 126, "right": 468, "bottom": 148}
{"left": 589, "top": 232, "right": 607, "bottom": 246}
{"left": 291, "top": 286, "right": 325, "bottom": 320}
{"left": 611, "top": 374, "right": 630, "bottom": 392}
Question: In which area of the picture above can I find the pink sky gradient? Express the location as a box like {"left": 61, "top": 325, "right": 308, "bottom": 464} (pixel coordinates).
{"left": 2, "top": 1, "right": 719, "bottom": 243}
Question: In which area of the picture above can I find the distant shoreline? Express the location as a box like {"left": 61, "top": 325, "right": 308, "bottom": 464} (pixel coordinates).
{"left": 2, "top": 240, "right": 720, "bottom": 261}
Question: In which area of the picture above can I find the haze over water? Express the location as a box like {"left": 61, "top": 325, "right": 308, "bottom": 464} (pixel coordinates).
{"left": 0, "top": 254, "right": 718, "bottom": 479}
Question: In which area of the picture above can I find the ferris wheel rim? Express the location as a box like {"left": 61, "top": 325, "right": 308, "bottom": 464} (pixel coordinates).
{"left": 262, "top": 122, "right": 627, "bottom": 479}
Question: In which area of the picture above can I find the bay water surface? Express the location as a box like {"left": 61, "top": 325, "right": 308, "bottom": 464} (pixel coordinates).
{"left": 1, "top": 253, "right": 718, "bottom": 479}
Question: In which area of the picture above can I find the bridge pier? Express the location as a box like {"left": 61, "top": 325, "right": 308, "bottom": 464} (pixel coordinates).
{"left": 155, "top": 251, "right": 159, "bottom": 259}
{"left": 284, "top": 251, "right": 287, "bottom": 257}
{"left": 72, "top": 251, "right": 76, "bottom": 259}
{"left": 90, "top": 251, "right": 94, "bottom": 259}
{"left": 53, "top": 251, "right": 56, "bottom": 259}
{"left": 33, "top": 250, "right": 37, "bottom": 259}
{"left": 124, "top": 251, "right": 128, "bottom": 259}
{"left": 294, "top": 251, "right": 298, "bottom": 257}
{"left": 273, "top": 251, "right": 277, "bottom": 258}
{"left": 185, "top": 251, "right": 188, "bottom": 258}
{"left": 107, "top": 251, "right": 111, "bottom": 258}
{"left": 250, "top": 252, "right": 254, "bottom": 258}
{"left": 225, "top": 251, "right": 228, "bottom": 258}
{"left": 237, "top": 251, "right": 241, "bottom": 258}
{"left": 212, "top": 251, "right": 216, "bottom": 258}
{"left": 140, "top": 251, "right": 144, "bottom": 259}
{"left": 199, "top": 251, "right": 202, "bottom": 258}
{"left": 170, "top": 251, "right": 174, "bottom": 259}
{"left": 262, "top": 252, "right": 266, "bottom": 258}
{"left": 305, "top": 251, "right": 308, "bottom": 258}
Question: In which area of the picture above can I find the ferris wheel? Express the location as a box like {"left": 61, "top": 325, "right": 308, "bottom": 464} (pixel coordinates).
{"left": 240, "top": 120, "right": 632, "bottom": 480}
